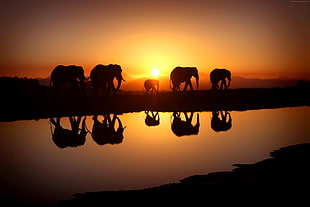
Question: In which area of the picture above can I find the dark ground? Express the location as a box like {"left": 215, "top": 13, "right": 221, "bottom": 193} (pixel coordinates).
{"left": 55, "top": 143, "right": 310, "bottom": 206}
{"left": 1, "top": 87, "right": 309, "bottom": 122}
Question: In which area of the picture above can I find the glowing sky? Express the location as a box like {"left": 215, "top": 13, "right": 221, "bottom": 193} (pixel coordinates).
{"left": 0, "top": 0, "right": 309, "bottom": 79}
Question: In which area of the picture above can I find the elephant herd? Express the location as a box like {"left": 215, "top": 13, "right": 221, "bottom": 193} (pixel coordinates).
{"left": 49, "top": 110, "right": 232, "bottom": 148}
{"left": 50, "top": 64, "right": 231, "bottom": 96}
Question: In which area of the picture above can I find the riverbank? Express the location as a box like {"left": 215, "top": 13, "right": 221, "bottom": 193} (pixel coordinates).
{"left": 55, "top": 143, "right": 310, "bottom": 206}
{"left": 1, "top": 87, "right": 309, "bottom": 122}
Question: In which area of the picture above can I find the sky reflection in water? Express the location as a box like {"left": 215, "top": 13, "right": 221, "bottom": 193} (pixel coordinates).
{"left": 0, "top": 107, "right": 309, "bottom": 206}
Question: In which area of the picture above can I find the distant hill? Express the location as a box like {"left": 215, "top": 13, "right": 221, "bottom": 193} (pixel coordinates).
{"left": 231, "top": 76, "right": 301, "bottom": 89}
{"left": 121, "top": 74, "right": 303, "bottom": 91}
{"left": 37, "top": 75, "right": 306, "bottom": 91}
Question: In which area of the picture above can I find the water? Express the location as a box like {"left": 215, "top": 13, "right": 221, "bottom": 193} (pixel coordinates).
{"left": 0, "top": 106, "right": 309, "bottom": 206}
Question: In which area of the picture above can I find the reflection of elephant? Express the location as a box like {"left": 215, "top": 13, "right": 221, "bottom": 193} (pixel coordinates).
{"left": 91, "top": 114, "right": 125, "bottom": 145}
{"left": 144, "top": 111, "right": 160, "bottom": 126}
{"left": 50, "top": 65, "right": 86, "bottom": 96}
{"left": 171, "top": 112, "right": 200, "bottom": 136}
{"left": 49, "top": 116, "right": 87, "bottom": 148}
{"left": 170, "top": 67, "right": 199, "bottom": 92}
{"left": 144, "top": 79, "right": 159, "bottom": 94}
{"left": 90, "top": 64, "right": 125, "bottom": 95}
{"left": 210, "top": 68, "right": 231, "bottom": 91}
{"left": 211, "top": 111, "right": 232, "bottom": 132}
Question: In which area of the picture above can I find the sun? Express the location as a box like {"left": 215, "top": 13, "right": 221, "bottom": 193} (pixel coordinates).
{"left": 151, "top": 68, "right": 160, "bottom": 77}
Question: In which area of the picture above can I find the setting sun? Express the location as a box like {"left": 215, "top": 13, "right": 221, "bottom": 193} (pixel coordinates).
{"left": 151, "top": 68, "right": 160, "bottom": 77}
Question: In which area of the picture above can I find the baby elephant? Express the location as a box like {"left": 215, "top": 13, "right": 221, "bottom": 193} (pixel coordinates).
{"left": 144, "top": 79, "right": 159, "bottom": 94}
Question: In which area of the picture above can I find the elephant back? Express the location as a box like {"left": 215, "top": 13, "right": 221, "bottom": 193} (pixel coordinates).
{"left": 51, "top": 65, "right": 85, "bottom": 85}
{"left": 52, "top": 128, "right": 86, "bottom": 148}
{"left": 210, "top": 68, "right": 230, "bottom": 80}
{"left": 90, "top": 64, "right": 122, "bottom": 86}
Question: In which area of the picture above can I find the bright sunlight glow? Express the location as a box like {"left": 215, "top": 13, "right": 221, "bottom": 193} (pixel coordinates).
{"left": 151, "top": 68, "right": 160, "bottom": 77}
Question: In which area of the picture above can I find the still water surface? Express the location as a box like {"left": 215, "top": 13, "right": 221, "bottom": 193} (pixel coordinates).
{"left": 0, "top": 107, "right": 309, "bottom": 206}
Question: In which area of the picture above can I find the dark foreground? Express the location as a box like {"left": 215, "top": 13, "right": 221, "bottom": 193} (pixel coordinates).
{"left": 56, "top": 143, "right": 310, "bottom": 206}
{"left": 1, "top": 87, "right": 309, "bottom": 122}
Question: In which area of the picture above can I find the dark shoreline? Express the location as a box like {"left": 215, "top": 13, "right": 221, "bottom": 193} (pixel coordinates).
{"left": 1, "top": 87, "right": 309, "bottom": 122}
{"left": 55, "top": 143, "right": 310, "bottom": 206}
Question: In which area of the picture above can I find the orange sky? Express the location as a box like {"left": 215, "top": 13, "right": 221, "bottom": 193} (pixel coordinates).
{"left": 0, "top": 0, "right": 309, "bottom": 80}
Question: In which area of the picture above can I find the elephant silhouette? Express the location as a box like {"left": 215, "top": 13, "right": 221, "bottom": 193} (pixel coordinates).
{"left": 50, "top": 65, "right": 86, "bottom": 96}
{"left": 144, "top": 79, "right": 159, "bottom": 95}
{"left": 144, "top": 111, "right": 160, "bottom": 126}
{"left": 90, "top": 64, "right": 125, "bottom": 96}
{"left": 91, "top": 114, "right": 125, "bottom": 145}
{"left": 211, "top": 111, "right": 232, "bottom": 132}
{"left": 170, "top": 67, "right": 199, "bottom": 92}
{"left": 210, "top": 68, "right": 231, "bottom": 91}
{"left": 171, "top": 112, "right": 200, "bottom": 136}
{"left": 49, "top": 116, "right": 87, "bottom": 148}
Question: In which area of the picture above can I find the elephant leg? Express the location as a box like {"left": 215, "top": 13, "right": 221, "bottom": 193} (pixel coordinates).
{"left": 220, "top": 80, "right": 224, "bottom": 90}
{"left": 184, "top": 81, "right": 190, "bottom": 91}
{"left": 111, "top": 82, "right": 117, "bottom": 95}
{"left": 50, "top": 117, "right": 58, "bottom": 127}
{"left": 172, "top": 85, "right": 177, "bottom": 92}
{"left": 145, "top": 86, "right": 150, "bottom": 94}
{"left": 189, "top": 112, "right": 194, "bottom": 122}
{"left": 222, "top": 79, "right": 227, "bottom": 90}
{"left": 188, "top": 80, "right": 193, "bottom": 91}
{"left": 211, "top": 81, "right": 218, "bottom": 91}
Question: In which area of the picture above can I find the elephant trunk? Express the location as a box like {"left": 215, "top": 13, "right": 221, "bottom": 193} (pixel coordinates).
{"left": 195, "top": 74, "right": 199, "bottom": 89}
{"left": 196, "top": 114, "right": 200, "bottom": 127}
{"left": 116, "top": 74, "right": 124, "bottom": 91}
{"left": 116, "top": 117, "right": 125, "bottom": 135}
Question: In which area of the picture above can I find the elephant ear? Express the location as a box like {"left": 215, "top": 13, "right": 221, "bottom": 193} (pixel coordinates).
{"left": 114, "top": 64, "right": 123, "bottom": 73}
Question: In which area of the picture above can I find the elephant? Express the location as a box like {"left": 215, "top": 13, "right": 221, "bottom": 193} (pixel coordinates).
{"left": 90, "top": 64, "right": 125, "bottom": 95}
{"left": 91, "top": 114, "right": 125, "bottom": 145}
{"left": 171, "top": 112, "right": 200, "bottom": 137}
{"left": 170, "top": 67, "right": 199, "bottom": 92}
{"left": 144, "top": 111, "right": 160, "bottom": 126}
{"left": 210, "top": 68, "right": 231, "bottom": 91}
{"left": 211, "top": 110, "right": 232, "bottom": 132}
{"left": 144, "top": 79, "right": 159, "bottom": 94}
{"left": 50, "top": 65, "right": 86, "bottom": 96}
{"left": 49, "top": 116, "right": 87, "bottom": 148}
